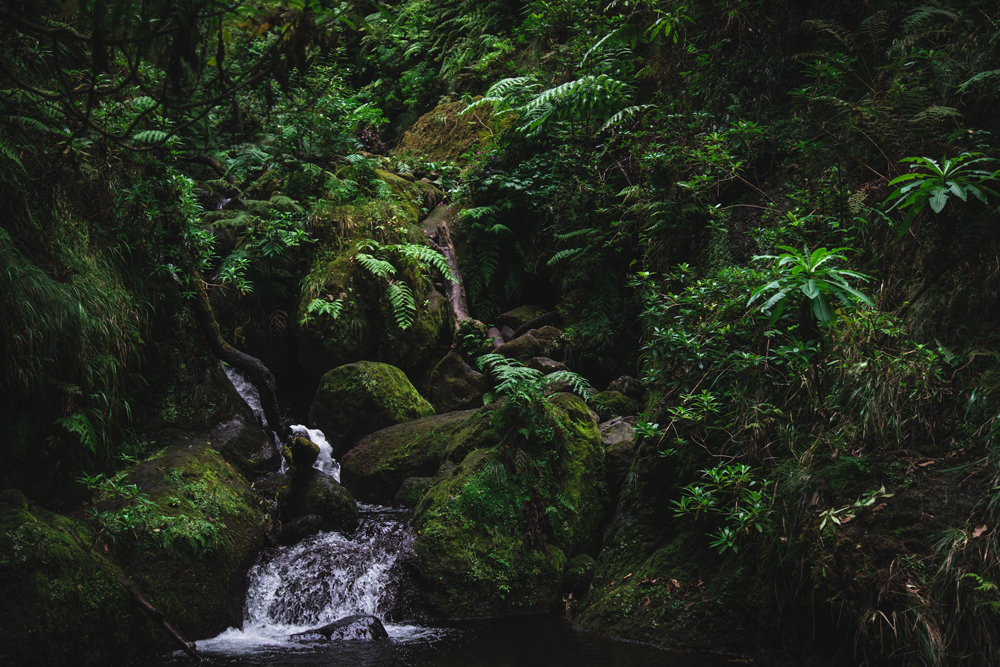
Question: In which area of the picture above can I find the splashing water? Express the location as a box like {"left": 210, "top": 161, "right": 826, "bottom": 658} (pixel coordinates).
{"left": 197, "top": 509, "right": 433, "bottom": 655}
{"left": 289, "top": 424, "right": 339, "bottom": 481}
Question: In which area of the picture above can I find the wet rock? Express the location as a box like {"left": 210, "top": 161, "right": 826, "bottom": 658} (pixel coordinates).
{"left": 427, "top": 352, "right": 491, "bottom": 413}
{"left": 278, "top": 514, "right": 323, "bottom": 545}
{"left": 281, "top": 436, "right": 320, "bottom": 469}
{"left": 309, "top": 361, "right": 435, "bottom": 458}
{"left": 277, "top": 469, "right": 359, "bottom": 533}
{"left": 601, "top": 417, "right": 636, "bottom": 502}
{"left": 253, "top": 471, "right": 286, "bottom": 501}
{"left": 292, "top": 614, "right": 389, "bottom": 641}
{"left": 395, "top": 476, "right": 435, "bottom": 508}
{"left": 500, "top": 325, "right": 516, "bottom": 342}
{"left": 607, "top": 375, "right": 644, "bottom": 399}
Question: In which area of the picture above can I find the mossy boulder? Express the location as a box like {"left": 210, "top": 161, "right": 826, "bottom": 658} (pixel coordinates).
{"left": 394, "top": 101, "right": 497, "bottom": 165}
{"left": 588, "top": 390, "right": 637, "bottom": 422}
{"left": 495, "top": 326, "right": 564, "bottom": 363}
{"left": 566, "top": 553, "right": 598, "bottom": 598}
{"left": 112, "top": 439, "right": 272, "bottom": 641}
{"left": 295, "top": 241, "right": 451, "bottom": 381}
{"left": 426, "top": 351, "right": 492, "bottom": 413}
{"left": 276, "top": 470, "right": 359, "bottom": 534}
{"left": 340, "top": 409, "right": 480, "bottom": 503}
{"left": 411, "top": 393, "right": 604, "bottom": 619}
{"left": 309, "top": 361, "right": 435, "bottom": 458}
{"left": 0, "top": 439, "right": 273, "bottom": 666}
{"left": 0, "top": 491, "right": 160, "bottom": 666}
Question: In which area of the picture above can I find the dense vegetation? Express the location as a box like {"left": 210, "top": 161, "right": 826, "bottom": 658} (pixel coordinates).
{"left": 3, "top": 0, "right": 1000, "bottom": 664}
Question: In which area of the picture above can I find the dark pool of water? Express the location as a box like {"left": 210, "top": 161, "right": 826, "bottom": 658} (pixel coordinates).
{"left": 127, "top": 616, "right": 742, "bottom": 667}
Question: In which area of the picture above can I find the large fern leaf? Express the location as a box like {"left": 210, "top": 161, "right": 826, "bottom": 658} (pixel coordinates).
{"left": 386, "top": 281, "right": 416, "bottom": 330}
{"left": 356, "top": 252, "right": 396, "bottom": 279}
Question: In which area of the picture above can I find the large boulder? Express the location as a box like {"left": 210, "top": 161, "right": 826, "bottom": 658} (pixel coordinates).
{"left": 309, "top": 361, "right": 435, "bottom": 458}
{"left": 277, "top": 469, "right": 359, "bottom": 534}
{"left": 494, "top": 326, "right": 564, "bottom": 363}
{"left": 0, "top": 440, "right": 273, "bottom": 666}
{"left": 495, "top": 305, "right": 547, "bottom": 330}
{"left": 411, "top": 393, "right": 604, "bottom": 619}
{"left": 426, "top": 352, "right": 491, "bottom": 413}
{"left": 340, "top": 409, "right": 488, "bottom": 503}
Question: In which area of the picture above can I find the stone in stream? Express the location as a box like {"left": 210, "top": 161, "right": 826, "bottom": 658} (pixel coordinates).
{"left": 291, "top": 614, "right": 389, "bottom": 641}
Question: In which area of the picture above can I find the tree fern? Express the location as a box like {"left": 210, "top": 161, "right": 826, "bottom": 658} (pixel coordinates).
{"left": 519, "top": 74, "right": 631, "bottom": 137}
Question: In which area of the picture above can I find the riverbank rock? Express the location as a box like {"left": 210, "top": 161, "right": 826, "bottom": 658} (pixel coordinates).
{"left": 601, "top": 417, "right": 636, "bottom": 502}
{"left": 309, "top": 361, "right": 435, "bottom": 458}
{"left": 277, "top": 469, "right": 359, "bottom": 533}
{"left": 426, "top": 352, "right": 491, "bottom": 413}
{"left": 340, "top": 409, "right": 484, "bottom": 503}
{"left": 0, "top": 490, "right": 159, "bottom": 666}
{"left": 411, "top": 393, "right": 604, "bottom": 619}
{"left": 282, "top": 436, "right": 320, "bottom": 469}
{"left": 292, "top": 614, "right": 389, "bottom": 641}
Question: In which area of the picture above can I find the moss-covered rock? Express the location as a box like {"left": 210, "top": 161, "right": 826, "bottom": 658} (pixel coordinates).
{"left": 495, "top": 326, "right": 564, "bottom": 362}
{"left": 309, "top": 361, "right": 435, "bottom": 458}
{"left": 566, "top": 553, "right": 598, "bottom": 598}
{"left": 295, "top": 241, "right": 451, "bottom": 381}
{"left": 282, "top": 436, "right": 320, "bottom": 469}
{"left": 588, "top": 390, "right": 637, "bottom": 422}
{"left": 426, "top": 351, "right": 492, "bottom": 413}
{"left": 411, "top": 393, "right": 604, "bottom": 619}
{"left": 340, "top": 409, "right": 479, "bottom": 503}
{"left": 0, "top": 438, "right": 274, "bottom": 666}
{"left": 394, "top": 101, "right": 497, "bottom": 165}
{"left": 112, "top": 439, "right": 272, "bottom": 641}
{"left": 0, "top": 491, "right": 159, "bottom": 666}
{"left": 277, "top": 470, "right": 358, "bottom": 533}
{"left": 495, "top": 305, "right": 547, "bottom": 330}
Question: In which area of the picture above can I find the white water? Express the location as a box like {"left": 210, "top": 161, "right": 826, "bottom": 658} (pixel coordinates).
{"left": 289, "top": 424, "right": 339, "bottom": 481}
{"left": 197, "top": 510, "right": 435, "bottom": 655}
{"left": 223, "top": 364, "right": 267, "bottom": 427}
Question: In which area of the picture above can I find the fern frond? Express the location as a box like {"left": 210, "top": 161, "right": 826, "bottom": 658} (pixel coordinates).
{"left": 599, "top": 104, "right": 654, "bottom": 133}
{"left": 132, "top": 130, "right": 168, "bottom": 144}
{"left": 908, "top": 105, "right": 961, "bottom": 127}
{"left": 0, "top": 136, "right": 24, "bottom": 170}
{"left": 546, "top": 248, "right": 586, "bottom": 266}
{"left": 460, "top": 205, "right": 498, "bottom": 220}
{"left": 386, "top": 281, "right": 416, "bottom": 330}
{"left": 545, "top": 371, "right": 593, "bottom": 399}
{"left": 356, "top": 252, "right": 396, "bottom": 279}
{"left": 555, "top": 228, "right": 600, "bottom": 240}
{"left": 956, "top": 70, "right": 1000, "bottom": 96}
{"left": 392, "top": 243, "right": 456, "bottom": 281}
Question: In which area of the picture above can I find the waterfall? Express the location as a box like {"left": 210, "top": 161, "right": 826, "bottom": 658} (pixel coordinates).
{"left": 289, "top": 424, "right": 339, "bottom": 481}
{"left": 223, "top": 364, "right": 267, "bottom": 427}
{"left": 197, "top": 508, "right": 433, "bottom": 654}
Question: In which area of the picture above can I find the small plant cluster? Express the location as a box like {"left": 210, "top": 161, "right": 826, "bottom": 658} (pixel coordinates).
{"left": 671, "top": 463, "right": 772, "bottom": 554}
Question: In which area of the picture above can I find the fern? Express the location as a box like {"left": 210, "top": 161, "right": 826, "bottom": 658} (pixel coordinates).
{"left": 386, "top": 281, "right": 416, "bottom": 330}
{"left": 956, "top": 70, "right": 1000, "bottom": 96}
{"left": 0, "top": 136, "right": 24, "bottom": 170}
{"left": 132, "top": 130, "right": 169, "bottom": 144}
{"left": 393, "top": 243, "right": 456, "bottom": 280}
{"left": 599, "top": 104, "right": 654, "bottom": 133}
{"left": 546, "top": 247, "right": 586, "bottom": 266}
{"left": 355, "top": 252, "right": 397, "bottom": 279}
{"left": 519, "top": 74, "right": 631, "bottom": 137}
{"left": 545, "top": 371, "right": 594, "bottom": 399}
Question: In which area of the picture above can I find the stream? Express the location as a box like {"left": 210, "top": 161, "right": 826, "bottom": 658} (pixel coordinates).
{"left": 130, "top": 369, "right": 738, "bottom": 667}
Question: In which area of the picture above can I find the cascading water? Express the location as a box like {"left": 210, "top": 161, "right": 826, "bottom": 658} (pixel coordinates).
{"left": 196, "top": 507, "right": 434, "bottom": 658}
{"left": 222, "top": 364, "right": 337, "bottom": 478}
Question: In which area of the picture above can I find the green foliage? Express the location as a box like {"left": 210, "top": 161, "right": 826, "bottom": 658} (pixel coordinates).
{"left": 884, "top": 153, "right": 1000, "bottom": 236}
{"left": 749, "top": 246, "right": 874, "bottom": 328}
{"left": 672, "top": 463, "right": 772, "bottom": 554}
{"left": 355, "top": 239, "right": 454, "bottom": 331}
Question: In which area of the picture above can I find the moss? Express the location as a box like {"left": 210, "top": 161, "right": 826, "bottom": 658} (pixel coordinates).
{"left": 495, "top": 326, "right": 564, "bottom": 362}
{"left": 374, "top": 169, "right": 424, "bottom": 224}
{"left": 588, "top": 390, "right": 637, "bottom": 422}
{"left": 0, "top": 493, "right": 160, "bottom": 666}
{"left": 410, "top": 393, "right": 605, "bottom": 619}
{"left": 496, "top": 305, "right": 547, "bottom": 330}
{"left": 394, "top": 101, "right": 497, "bottom": 165}
{"left": 309, "top": 361, "right": 435, "bottom": 456}
{"left": 340, "top": 409, "right": 478, "bottom": 503}
{"left": 276, "top": 469, "right": 358, "bottom": 533}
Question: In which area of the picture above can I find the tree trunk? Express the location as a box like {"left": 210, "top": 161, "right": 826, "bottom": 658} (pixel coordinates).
{"left": 115, "top": 572, "right": 204, "bottom": 663}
